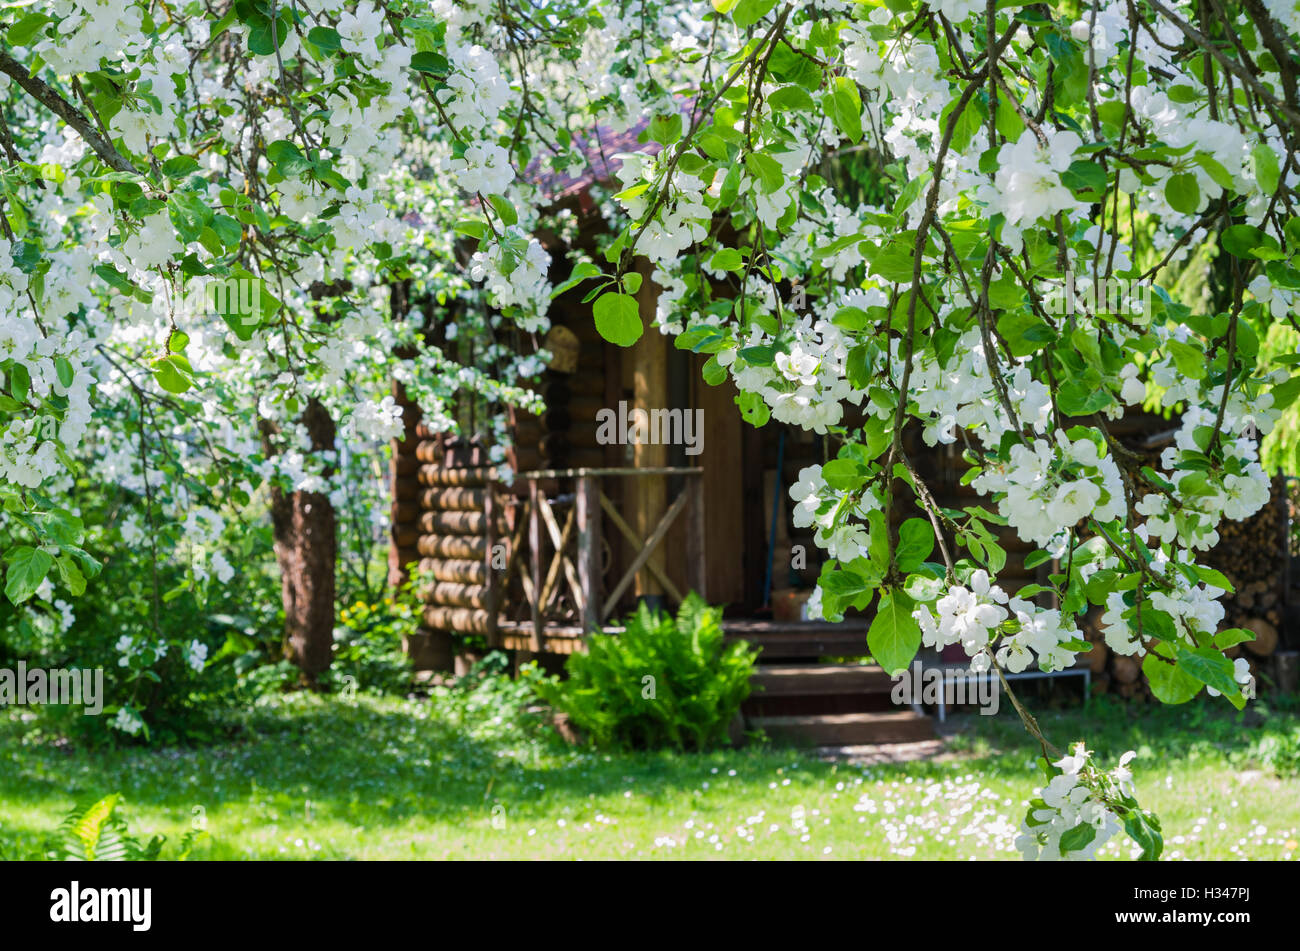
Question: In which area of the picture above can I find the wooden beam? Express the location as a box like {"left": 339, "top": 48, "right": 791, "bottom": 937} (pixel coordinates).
{"left": 695, "top": 357, "right": 743, "bottom": 604}
{"left": 487, "top": 500, "right": 529, "bottom": 648}
{"left": 537, "top": 494, "right": 585, "bottom": 616}
{"left": 482, "top": 481, "right": 497, "bottom": 641}
{"left": 577, "top": 474, "right": 601, "bottom": 634}
{"left": 537, "top": 502, "right": 577, "bottom": 616}
{"left": 602, "top": 490, "right": 689, "bottom": 620}
{"left": 529, "top": 481, "right": 544, "bottom": 653}
{"left": 515, "top": 466, "right": 701, "bottom": 479}
{"left": 687, "top": 472, "right": 706, "bottom": 601}
{"left": 598, "top": 492, "right": 683, "bottom": 604}
{"left": 630, "top": 259, "right": 667, "bottom": 599}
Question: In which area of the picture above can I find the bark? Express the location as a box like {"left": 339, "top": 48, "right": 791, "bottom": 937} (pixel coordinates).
{"left": 264, "top": 397, "right": 337, "bottom": 686}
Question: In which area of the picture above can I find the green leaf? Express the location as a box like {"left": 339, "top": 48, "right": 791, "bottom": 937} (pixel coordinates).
{"left": 1252, "top": 143, "right": 1280, "bottom": 194}
{"left": 1270, "top": 375, "right": 1300, "bottom": 411}
{"left": 5, "top": 547, "right": 52, "bottom": 605}
{"left": 488, "top": 193, "right": 517, "bottom": 227}
{"left": 161, "top": 155, "right": 201, "bottom": 179}
{"left": 744, "top": 152, "right": 784, "bottom": 194}
{"left": 152, "top": 354, "right": 193, "bottom": 394}
{"left": 410, "top": 51, "right": 450, "bottom": 74}
{"left": 247, "top": 12, "right": 291, "bottom": 56}
{"left": 710, "top": 248, "right": 745, "bottom": 271}
{"left": 1192, "top": 153, "right": 1233, "bottom": 190}
{"left": 550, "top": 261, "right": 603, "bottom": 299}
{"left": 1122, "top": 808, "right": 1163, "bottom": 861}
{"left": 1059, "top": 822, "right": 1097, "bottom": 854}
{"left": 36, "top": 509, "right": 83, "bottom": 548}
{"left": 868, "top": 590, "right": 920, "bottom": 675}
{"left": 8, "top": 363, "right": 30, "bottom": 404}
{"left": 1221, "top": 224, "right": 1278, "bottom": 259}
{"left": 732, "top": 0, "right": 777, "bottom": 29}
{"left": 1176, "top": 645, "right": 1240, "bottom": 697}
{"left": 648, "top": 112, "right": 683, "bottom": 146}
{"left": 593, "top": 293, "right": 643, "bottom": 347}
{"left": 54, "top": 553, "right": 86, "bottom": 597}
{"left": 210, "top": 214, "right": 243, "bottom": 248}
{"left": 1060, "top": 160, "right": 1107, "bottom": 199}
{"left": 1214, "top": 628, "right": 1255, "bottom": 650}
{"left": 822, "top": 76, "right": 863, "bottom": 144}
{"left": 768, "top": 85, "right": 815, "bottom": 112}
{"left": 892, "top": 176, "right": 924, "bottom": 216}
{"left": 266, "top": 140, "right": 311, "bottom": 176}
{"left": 307, "top": 26, "right": 343, "bottom": 53}
{"left": 1165, "top": 173, "right": 1200, "bottom": 214}
{"left": 895, "top": 518, "right": 934, "bottom": 573}
{"left": 736, "top": 391, "right": 770, "bottom": 427}
{"left": 6, "top": 13, "right": 50, "bottom": 47}
{"left": 821, "top": 458, "right": 864, "bottom": 491}
{"left": 1165, "top": 339, "right": 1207, "bottom": 380}
{"left": 1143, "top": 653, "right": 1202, "bottom": 704}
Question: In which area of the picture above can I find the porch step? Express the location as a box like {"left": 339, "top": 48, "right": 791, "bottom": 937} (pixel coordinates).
{"left": 750, "top": 663, "right": 894, "bottom": 697}
{"left": 751, "top": 711, "right": 935, "bottom": 747}
{"left": 723, "top": 620, "right": 869, "bottom": 659}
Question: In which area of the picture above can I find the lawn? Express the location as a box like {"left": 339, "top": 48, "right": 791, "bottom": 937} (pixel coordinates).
{"left": 2, "top": 684, "right": 1298, "bottom": 861}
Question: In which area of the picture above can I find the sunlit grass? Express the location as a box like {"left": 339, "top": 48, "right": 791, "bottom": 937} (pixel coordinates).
{"left": 2, "top": 690, "right": 1297, "bottom": 860}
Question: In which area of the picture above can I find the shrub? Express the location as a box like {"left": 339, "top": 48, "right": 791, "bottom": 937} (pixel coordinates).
{"left": 536, "top": 594, "right": 757, "bottom": 751}
{"left": 1254, "top": 727, "right": 1300, "bottom": 778}
{"left": 320, "top": 589, "right": 418, "bottom": 696}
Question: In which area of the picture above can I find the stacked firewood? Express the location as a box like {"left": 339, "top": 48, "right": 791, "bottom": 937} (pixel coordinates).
{"left": 1087, "top": 474, "right": 1287, "bottom": 699}
{"left": 414, "top": 461, "right": 503, "bottom": 637}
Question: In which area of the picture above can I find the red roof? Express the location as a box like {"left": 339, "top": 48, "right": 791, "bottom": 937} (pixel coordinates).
{"left": 526, "top": 119, "right": 661, "bottom": 203}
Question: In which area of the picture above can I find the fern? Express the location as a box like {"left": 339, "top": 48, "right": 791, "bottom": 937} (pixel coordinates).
{"left": 537, "top": 594, "right": 758, "bottom": 751}
{"left": 51, "top": 793, "right": 192, "bottom": 861}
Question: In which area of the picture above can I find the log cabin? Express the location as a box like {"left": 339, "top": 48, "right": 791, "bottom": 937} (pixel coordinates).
{"left": 385, "top": 125, "right": 1296, "bottom": 744}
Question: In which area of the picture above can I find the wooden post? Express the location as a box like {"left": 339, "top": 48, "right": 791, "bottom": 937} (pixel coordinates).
{"left": 529, "top": 479, "right": 544, "bottom": 652}
{"left": 577, "top": 474, "right": 601, "bottom": 633}
{"left": 630, "top": 260, "right": 667, "bottom": 600}
{"left": 687, "top": 473, "right": 706, "bottom": 601}
{"left": 483, "top": 477, "right": 499, "bottom": 647}
{"left": 695, "top": 361, "right": 743, "bottom": 605}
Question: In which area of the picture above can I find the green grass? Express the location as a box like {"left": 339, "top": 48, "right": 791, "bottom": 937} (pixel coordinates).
{"left": 2, "top": 687, "right": 1298, "bottom": 860}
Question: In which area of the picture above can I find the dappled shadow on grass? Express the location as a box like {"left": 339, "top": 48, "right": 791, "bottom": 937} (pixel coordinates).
{"left": 3, "top": 690, "right": 1297, "bottom": 859}
{"left": 1, "top": 694, "right": 854, "bottom": 836}
{"left": 934, "top": 693, "right": 1300, "bottom": 773}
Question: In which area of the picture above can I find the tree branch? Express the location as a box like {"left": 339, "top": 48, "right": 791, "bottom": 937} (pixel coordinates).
{"left": 0, "top": 47, "right": 141, "bottom": 176}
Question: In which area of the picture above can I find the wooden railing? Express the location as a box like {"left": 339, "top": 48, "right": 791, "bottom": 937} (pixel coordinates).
{"left": 490, "top": 467, "right": 705, "bottom": 649}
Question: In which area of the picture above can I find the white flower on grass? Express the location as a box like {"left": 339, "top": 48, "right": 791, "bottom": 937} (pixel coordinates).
{"left": 112, "top": 706, "right": 145, "bottom": 735}
{"left": 211, "top": 551, "right": 236, "bottom": 584}
{"left": 184, "top": 640, "right": 209, "bottom": 673}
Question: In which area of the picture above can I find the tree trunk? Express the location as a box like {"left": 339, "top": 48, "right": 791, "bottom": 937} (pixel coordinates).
{"left": 265, "top": 397, "right": 337, "bottom": 686}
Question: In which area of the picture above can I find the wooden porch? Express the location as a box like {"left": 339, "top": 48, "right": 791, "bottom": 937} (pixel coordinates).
{"left": 486, "top": 466, "right": 706, "bottom": 652}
